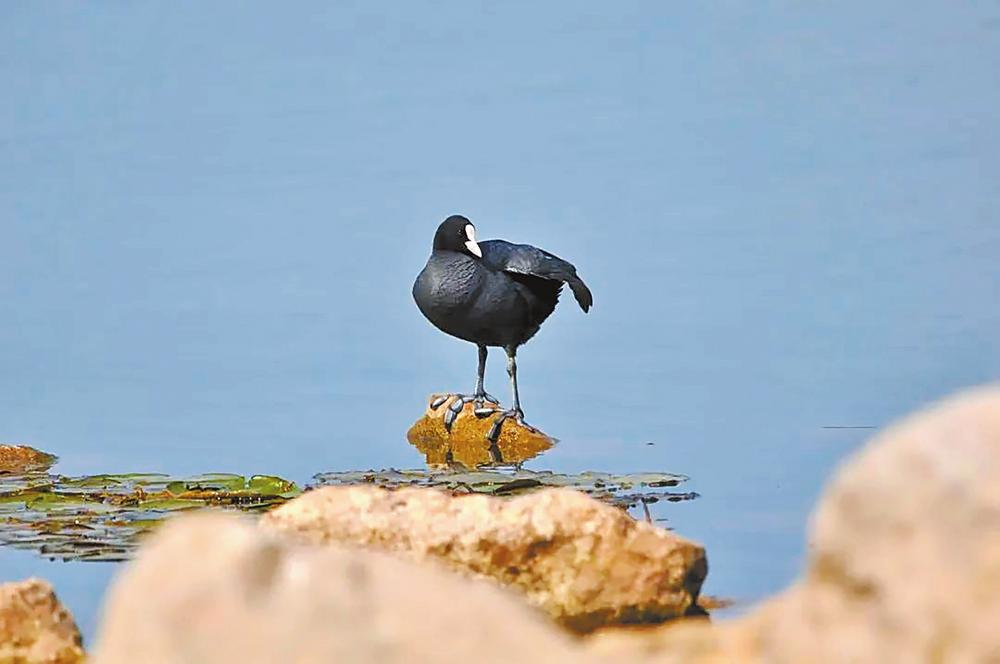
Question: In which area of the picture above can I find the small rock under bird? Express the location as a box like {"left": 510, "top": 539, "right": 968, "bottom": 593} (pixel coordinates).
{"left": 413, "top": 215, "right": 592, "bottom": 441}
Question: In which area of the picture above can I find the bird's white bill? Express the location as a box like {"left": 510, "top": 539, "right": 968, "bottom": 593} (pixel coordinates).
{"left": 465, "top": 224, "right": 483, "bottom": 257}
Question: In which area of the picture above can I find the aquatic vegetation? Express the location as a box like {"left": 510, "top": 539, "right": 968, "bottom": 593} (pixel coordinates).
{"left": 0, "top": 432, "right": 696, "bottom": 563}
{"left": 0, "top": 472, "right": 301, "bottom": 562}
{"left": 313, "top": 468, "right": 698, "bottom": 512}
{"left": 0, "top": 466, "right": 696, "bottom": 562}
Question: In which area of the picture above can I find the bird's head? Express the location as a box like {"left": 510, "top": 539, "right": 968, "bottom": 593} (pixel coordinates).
{"left": 433, "top": 215, "right": 482, "bottom": 258}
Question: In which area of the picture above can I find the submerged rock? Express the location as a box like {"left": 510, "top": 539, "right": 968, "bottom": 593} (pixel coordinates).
{"left": 0, "top": 578, "right": 85, "bottom": 664}
{"left": 0, "top": 445, "right": 58, "bottom": 473}
{"left": 261, "top": 485, "right": 707, "bottom": 632}
{"left": 92, "top": 514, "right": 580, "bottom": 664}
{"left": 588, "top": 386, "right": 1000, "bottom": 662}
{"left": 407, "top": 394, "right": 554, "bottom": 467}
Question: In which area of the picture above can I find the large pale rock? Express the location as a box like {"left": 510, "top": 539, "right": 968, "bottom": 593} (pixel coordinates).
{"left": 0, "top": 578, "right": 85, "bottom": 664}
{"left": 589, "top": 387, "right": 1000, "bottom": 663}
{"left": 261, "top": 486, "right": 707, "bottom": 632}
{"left": 407, "top": 394, "right": 554, "bottom": 467}
{"left": 92, "top": 513, "right": 581, "bottom": 664}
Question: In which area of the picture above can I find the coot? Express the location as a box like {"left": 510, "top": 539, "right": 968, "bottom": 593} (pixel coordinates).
{"left": 413, "top": 215, "right": 592, "bottom": 440}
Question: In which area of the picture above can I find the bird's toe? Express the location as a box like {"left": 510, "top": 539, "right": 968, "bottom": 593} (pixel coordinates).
{"left": 478, "top": 392, "right": 500, "bottom": 405}
{"left": 485, "top": 409, "right": 534, "bottom": 443}
{"left": 442, "top": 405, "right": 460, "bottom": 432}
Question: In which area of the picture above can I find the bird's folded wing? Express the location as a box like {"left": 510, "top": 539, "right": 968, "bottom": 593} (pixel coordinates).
{"left": 480, "top": 240, "right": 593, "bottom": 312}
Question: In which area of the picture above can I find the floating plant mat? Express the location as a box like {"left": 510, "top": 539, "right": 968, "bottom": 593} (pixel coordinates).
{"left": 1, "top": 461, "right": 695, "bottom": 562}
{"left": 313, "top": 468, "right": 699, "bottom": 511}
{"left": 0, "top": 471, "right": 300, "bottom": 562}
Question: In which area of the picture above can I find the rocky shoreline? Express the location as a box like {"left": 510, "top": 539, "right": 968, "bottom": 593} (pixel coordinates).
{"left": 2, "top": 386, "right": 998, "bottom": 662}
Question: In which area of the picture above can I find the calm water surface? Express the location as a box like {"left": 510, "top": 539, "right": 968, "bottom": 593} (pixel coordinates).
{"left": 2, "top": 1, "right": 999, "bottom": 640}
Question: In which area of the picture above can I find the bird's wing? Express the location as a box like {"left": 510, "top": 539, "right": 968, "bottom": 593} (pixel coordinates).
{"left": 480, "top": 240, "right": 593, "bottom": 312}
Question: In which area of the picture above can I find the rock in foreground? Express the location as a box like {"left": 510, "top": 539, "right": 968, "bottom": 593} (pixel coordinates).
{"left": 261, "top": 486, "right": 707, "bottom": 632}
{"left": 0, "top": 578, "right": 85, "bottom": 664}
{"left": 92, "top": 514, "right": 579, "bottom": 664}
{"left": 589, "top": 387, "right": 1000, "bottom": 663}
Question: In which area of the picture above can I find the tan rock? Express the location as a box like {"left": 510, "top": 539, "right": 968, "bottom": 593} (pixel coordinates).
{"left": 0, "top": 578, "right": 85, "bottom": 664}
{"left": 92, "top": 513, "right": 581, "bottom": 664}
{"left": 261, "top": 485, "right": 707, "bottom": 632}
{"left": 588, "top": 386, "right": 1000, "bottom": 663}
{"left": 407, "top": 394, "right": 554, "bottom": 467}
{"left": 0, "top": 445, "right": 58, "bottom": 473}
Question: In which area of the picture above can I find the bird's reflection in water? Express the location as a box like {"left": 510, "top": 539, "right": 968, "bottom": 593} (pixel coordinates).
{"left": 406, "top": 394, "right": 554, "bottom": 469}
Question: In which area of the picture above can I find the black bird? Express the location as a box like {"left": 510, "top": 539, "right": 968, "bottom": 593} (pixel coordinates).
{"left": 413, "top": 215, "right": 592, "bottom": 440}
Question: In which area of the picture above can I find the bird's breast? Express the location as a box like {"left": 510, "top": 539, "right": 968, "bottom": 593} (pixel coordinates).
{"left": 413, "top": 257, "right": 483, "bottom": 313}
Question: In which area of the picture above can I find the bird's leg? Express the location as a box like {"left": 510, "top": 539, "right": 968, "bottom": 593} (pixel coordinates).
{"left": 507, "top": 347, "right": 523, "bottom": 420}
{"left": 473, "top": 345, "right": 499, "bottom": 406}
{"left": 429, "top": 345, "right": 499, "bottom": 431}
{"left": 486, "top": 346, "right": 538, "bottom": 442}
{"left": 469, "top": 344, "right": 501, "bottom": 417}
{"left": 474, "top": 344, "right": 487, "bottom": 396}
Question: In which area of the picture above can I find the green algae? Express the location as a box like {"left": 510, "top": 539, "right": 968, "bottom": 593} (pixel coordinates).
{"left": 0, "top": 445, "right": 696, "bottom": 562}
{"left": 0, "top": 467, "right": 696, "bottom": 562}
{"left": 312, "top": 468, "right": 698, "bottom": 511}
{"left": 0, "top": 471, "right": 302, "bottom": 562}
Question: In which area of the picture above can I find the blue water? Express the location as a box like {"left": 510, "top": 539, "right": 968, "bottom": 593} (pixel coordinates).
{"left": 2, "top": 0, "right": 999, "bottom": 641}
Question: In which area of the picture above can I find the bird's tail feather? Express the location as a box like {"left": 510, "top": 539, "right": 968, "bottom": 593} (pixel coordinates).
{"left": 567, "top": 276, "right": 593, "bottom": 312}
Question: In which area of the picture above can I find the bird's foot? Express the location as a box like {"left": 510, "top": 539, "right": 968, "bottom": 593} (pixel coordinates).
{"left": 429, "top": 393, "right": 501, "bottom": 432}
{"left": 485, "top": 408, "right": 538, "bottom": 443}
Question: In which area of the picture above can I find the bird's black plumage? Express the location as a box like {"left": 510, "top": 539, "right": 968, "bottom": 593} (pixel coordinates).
{"left": 412, "top": 215, "right": 592, "bottom": 433}
{"left": 413, "top": 216, "right": 591, "bottom": 348}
